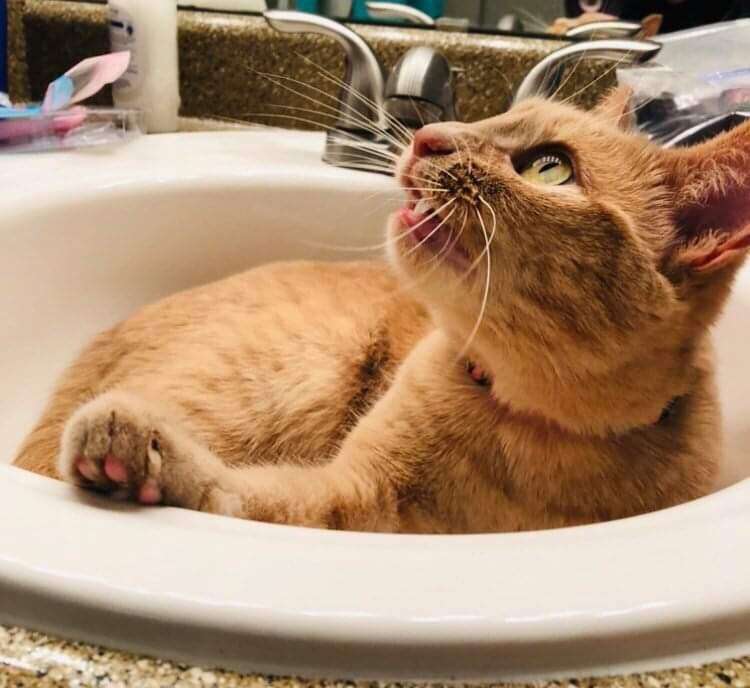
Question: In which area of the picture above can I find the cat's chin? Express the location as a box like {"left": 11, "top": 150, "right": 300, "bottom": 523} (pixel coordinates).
{"left": 390, "top": 206, "right": 471, "bottom": 273}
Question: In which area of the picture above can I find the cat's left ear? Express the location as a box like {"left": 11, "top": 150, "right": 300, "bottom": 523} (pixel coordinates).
{"left": 594, "top": 86, "right": 635, "bottom": 130}
{"left": 662, "top": 120, "right": 750, "bottom": 279}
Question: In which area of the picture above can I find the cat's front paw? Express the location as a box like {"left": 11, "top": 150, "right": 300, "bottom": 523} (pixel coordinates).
{"left": 59, "top": 392, "right": 168, "bottom": 505}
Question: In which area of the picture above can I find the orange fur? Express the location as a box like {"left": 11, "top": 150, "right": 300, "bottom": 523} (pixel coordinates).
{"left": 14, "top": 90, "right": 750, "bottom": 533}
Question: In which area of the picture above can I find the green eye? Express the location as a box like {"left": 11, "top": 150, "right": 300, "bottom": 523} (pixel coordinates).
{"left": 520, "top": 152, "right": 573, "bottom": 186}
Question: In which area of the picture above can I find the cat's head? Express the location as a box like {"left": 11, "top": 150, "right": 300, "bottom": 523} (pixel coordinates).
{"left": 388, "top": 88, "right": 750, "bottom": 419}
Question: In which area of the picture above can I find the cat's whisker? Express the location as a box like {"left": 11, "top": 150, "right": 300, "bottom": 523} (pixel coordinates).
{"left": 460, "top": 136, "right": 473, "bottom": 175}
{"left": 449, "top": 132, "right": 465, "bottom": 168}
{"left": 419, "top": 205, "right": 468, "bottom": 270}
{"left": 258, "top": 75, "right": 408, "bottom": 157}
{"left": 257, "top": 71, "right": 407, "bottom": 151}
{"left": 362, "top": 198, "right": 406, "bottom": 221}
{"left": 326, "top": 150, "right": 397, "bottom": 169}
{"left": 458, "top": 200, "right": 497, "bottom": 280}
{"left": 227, "top": 112, "right": 406, "bottom": 174}
{"left": 261, "top": 65, "right": 407, "bottom": 149}
{"left": 402, "top": 206, "right": 457, "bottom": 259}
{"left": 515, "top": 6, "right": 549, "bottom": 32}
{"left": 549, "top": 44, "right": 592, "bottom": 102}
{"left": 612, "top": 95, "right": 658, "bottom": 129}
{"left": 294, "top": 53, "right": 414, "bottom": 145}
{"left": 362, "top": 186, "right": 447, "bottom": 199}
{"left": 409, "top": 96, "right": 428, "bottom": 130}
{"left": 289, "top": 65, "right": 458, "bottom": 184}
{"left": 559, "top": 51, "right": 637, "bottom": 106}
{"left": 357, "top": 187, "right": 448, "bottom": 221}
{"left": 383, "top": 205, "right": 469, "bottom": 300}
{"left": 233, "top": 110, "right": 374, "bottom": 138}
{"left": 319, "top": 152, "right": 440, "bottom": 187}
{"left": 267, "top": 102, "right": 402, "bottom": 155}
{"left": 253, "top": 74, "right": 452, "bottom": 185}
{"left": 359, "top": 187, "right": 447, "bottom": 206}
{"left": 457, "top": 198, "right": 496, "bottom": 359}
{"left": 298, "top": 197, "right": 454, "bottom": 253}
{"left": 447, "top": 134, "right": 476, "bottom": 189}
{"left": 291, "top": 54, "right": 414, "bottom": 149}
{"left": 219, "top": 115, "right": 417, "bottom": 182}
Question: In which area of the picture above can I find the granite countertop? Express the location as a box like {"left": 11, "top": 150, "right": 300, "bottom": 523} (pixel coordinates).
{"left": 2, "top": 624, "right": 750, "bottom": 688}
{"left": 9, "top": 0, "right": 611, "bottom": 124}
{"left": 4, "top": 1, "right": 750, "bottom": 686}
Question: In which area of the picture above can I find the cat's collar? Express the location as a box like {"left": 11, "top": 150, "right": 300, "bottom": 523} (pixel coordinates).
{"left": 465, "top": 360, "right": 679, "bottom": 427}
{"left": 466, "top": 360, "right": 491, "bottom": 387}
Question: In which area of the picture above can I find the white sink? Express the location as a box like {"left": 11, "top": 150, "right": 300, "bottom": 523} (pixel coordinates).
{"left": 2, "top": 129, "right": 750, "bottom": 682}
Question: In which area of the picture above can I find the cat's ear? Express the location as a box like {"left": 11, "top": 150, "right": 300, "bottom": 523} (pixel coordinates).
{"left": 662, "top": 120, "right": 750, "bottom": 287}
{"left": 594, "top": 86, "right": 635, "bottom": 130}
{"left": 639, "top": 13, "right": 662, "bottom": 38}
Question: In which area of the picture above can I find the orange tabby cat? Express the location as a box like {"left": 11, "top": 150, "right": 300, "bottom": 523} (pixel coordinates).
{"left": 14, "top": 88, "right": 750, "bottom": 533}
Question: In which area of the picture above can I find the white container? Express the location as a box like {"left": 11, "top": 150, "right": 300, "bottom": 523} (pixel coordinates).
{"left": 109, "top": 0, "right": 180, "bottom": 133}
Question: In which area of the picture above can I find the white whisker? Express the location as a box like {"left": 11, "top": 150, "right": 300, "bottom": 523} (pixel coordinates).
{"left": 389, "top": 205, "right": 469, "bottom": 297}
{"left": 296, "top": 53, "right": 413, "bottom": 141}
{"left": 299, "top": 198, "right": 454, "bottom": 253}
{"left": 257, "top": 71, "right": 407, "bottom": 150}
{"left": 559, "top": 52, "right": 636, "bottom": 106}
{"left": 457, "top": 198, "right": 496, "bottom": 358}
{"left": 292, "top": 53, "right": 414, "bottom": 148}
{"left": 402, "top": 206, "right": 457, "bottom": 259}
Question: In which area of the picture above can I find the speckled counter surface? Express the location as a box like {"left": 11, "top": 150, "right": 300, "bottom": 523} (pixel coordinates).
{"left": 10, "top": 0, "right": 611, "bottom": 125}
{"left": 2, "top": 625, "right": 750, "bottom": 688}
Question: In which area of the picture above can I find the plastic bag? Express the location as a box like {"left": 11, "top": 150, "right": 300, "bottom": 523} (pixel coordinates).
{"left": 617, "top": 20, "right": 750, "bottom": 145}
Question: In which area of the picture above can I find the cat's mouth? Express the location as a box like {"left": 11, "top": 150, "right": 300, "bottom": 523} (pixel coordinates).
{"left": 396, "top": 196, "right": 470, "bottom": 270}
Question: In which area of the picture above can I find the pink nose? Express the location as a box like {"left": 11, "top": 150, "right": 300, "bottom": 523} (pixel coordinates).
{"left": 412, "top": 125, "right": 456, "bottom": 158}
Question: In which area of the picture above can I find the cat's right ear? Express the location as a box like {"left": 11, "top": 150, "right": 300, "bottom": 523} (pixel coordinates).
{"left": 594, "top": 86, "right": 635, "bottom": 130}
{"left": 660, "top": 120, "right": 750, "bottom": 315}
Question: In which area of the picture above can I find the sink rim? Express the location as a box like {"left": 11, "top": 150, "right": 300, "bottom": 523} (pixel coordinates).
{"left": 4, "top": 463, "right": 750, "bottom": 681}
{"left": 2, "top": 129, "right": 750, "bottom": 682}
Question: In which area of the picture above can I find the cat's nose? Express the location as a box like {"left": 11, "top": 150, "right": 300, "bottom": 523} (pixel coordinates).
{"left": 412, "top": 125, "right": 457, "bottom": 158}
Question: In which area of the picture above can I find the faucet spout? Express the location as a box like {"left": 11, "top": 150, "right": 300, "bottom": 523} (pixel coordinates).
{"left": 385, "top": 47, "right": 456, "bottom": 129}
{"left": 512, "top": 39, "right": 661, "bottom": 105}
{"left": 264, "top": 10, "right": 386, "bottom": 133}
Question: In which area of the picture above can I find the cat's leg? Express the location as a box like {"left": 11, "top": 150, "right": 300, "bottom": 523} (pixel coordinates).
{"left": 60, "top": 389, "right": 399, "bottom": 530}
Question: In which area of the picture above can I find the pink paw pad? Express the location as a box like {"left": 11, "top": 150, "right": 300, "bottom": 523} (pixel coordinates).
{"left": 104, "top": 454, "right": 128, "bottom": 483}
{"left": 138, "top": 480, "right": 162, "bottom": 505}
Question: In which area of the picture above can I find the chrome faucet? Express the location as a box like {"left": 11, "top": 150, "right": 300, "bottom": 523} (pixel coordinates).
{"left": 385, "top": 47, "right": 456, "bottom": 128}
{"left": 263, "top": 11, "right": 385, "bottom": 128}
{"left": 263, "top": 11, "right": 660, "bottom": 173}
{"left": 264, "top": 10, "right": 455, "bottom": 172}
{"left": 512, "top": 39, "right": 661, "bottom": 104}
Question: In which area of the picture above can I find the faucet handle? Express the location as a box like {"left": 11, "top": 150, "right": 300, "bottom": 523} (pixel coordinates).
{"left": 264, "top": 10, "right": 386, "bottom": 134}
{"left": 513, "top": 39, "right": 661, "bottom": 105}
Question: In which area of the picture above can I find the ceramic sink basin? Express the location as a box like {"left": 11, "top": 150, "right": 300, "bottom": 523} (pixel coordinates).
{"left": 1, "top": 128, "right": 750, "bottom": 682}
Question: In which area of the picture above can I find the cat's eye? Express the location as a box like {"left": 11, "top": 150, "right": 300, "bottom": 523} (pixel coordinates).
{"left": 519, "top": 152, "right": 573, "bottom": 186}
